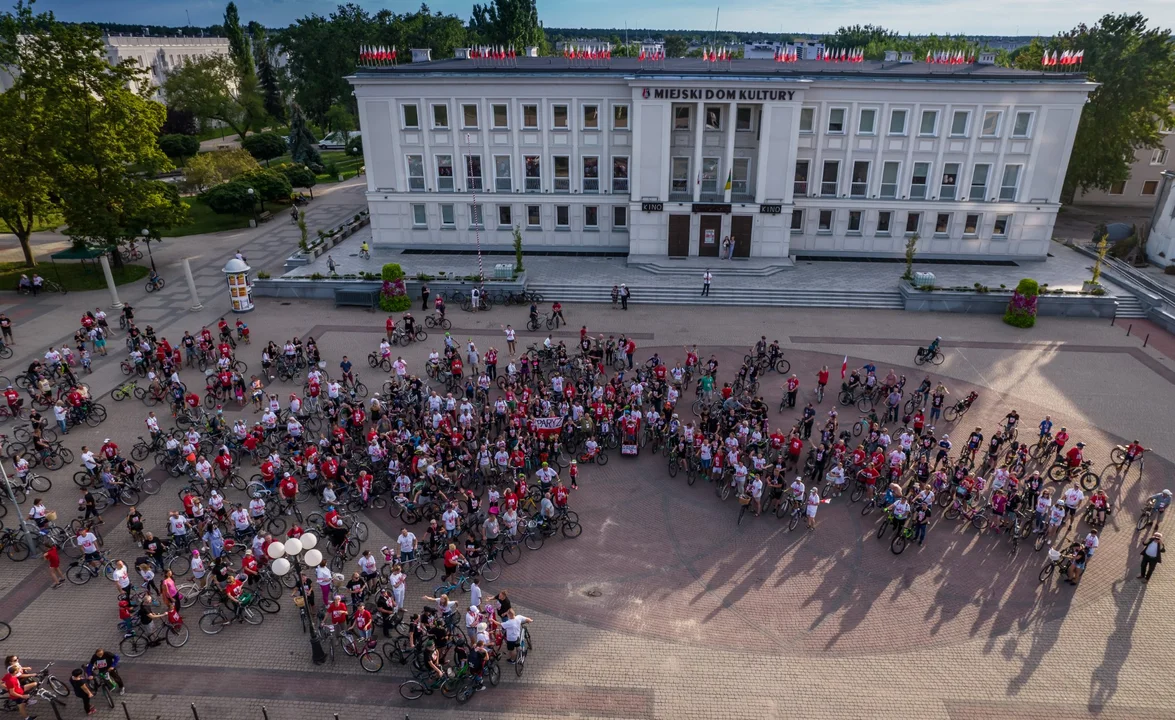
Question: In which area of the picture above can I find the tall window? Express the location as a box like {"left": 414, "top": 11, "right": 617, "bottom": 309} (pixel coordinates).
{"left": 464, "top": 155, "right": 483, "bottom": 191}
{"left": 613, "top": 104, "right": 629, "bottom": 129}
{"left": 736, "top": 107, "right": 753, "bottom": 131}
{"left": 950, "top": 110, "right": 969, "bottom": 137}
{"left": 406, "top": 155, "right": 425, "bottom": 192}
{"left": 820, "top": 160, "right": 840, "bottom": 197}
{"left": 858, "top": 108, "right": 876, "bottom": 135}
{"left": 526, "top": 205, "right": 541, "bottom": 227}
{"left": 935, "top": 213, "right": 950, "bottom": 234}
{"left": 582, "top": 156, "right": 599, "bottom": 193}
{"left": 462, "top": 104, "right": 479, "bottom": 128}
{"left": 583, "top": 105, "right": 599, "bottom": 129}
{"left": 584, "top": 206, "right": 598, "bottom": 228}
{"left": 847, "top": 210, "right": 862, "bottom": 233}
{"left": 705, "top": 106, "right": 722, "bottom": 130}
{"left": 522, "top": 104, "right": 538, "bottom": 129}
{"left": 498, "top": 205, "right": 512, "bottom": 227}
{"left": 1012, "top": 111, "right": 1033, "bottom": 138}
{"left": 435, "top": 155, "right": 454, "bottom": 192}
{"left": 919, "top": 110, "right": 939, "bottom": 136}
{"left": 469, "top": 203, "right": 483, "bottom": 228}
{"left": 553, "top": 104, "right": 568, "bottom": 129}
{"left": 432, "top": 104, "right": 449, "bottom": 129}
{"left": 889, "top": 109, "right": 908, "bottom": 135}
{"left": 794, "top": 160, "right": 810, "bottom": 196}
{"left": 701, "top": 157, "right": 719, "bottom": 194}
{"left": 402, "top": 104, "right": 419, "bottom": 129}
{"left": 613, "top": 206, "right": 628, "bottom": 228}
{"left": 612, "top": 156, "right": 629, "bottom": 193}
{"left": 880, "top": 162, "right": 899, "bottom": 199}
{"left": 850, "top": 161, "right": 869, "bottom": 198}
{"left": 799, "top": 107, "right": 815, "bottom": 133}
{"left": 440, "top": 203, "right": 455, "bottom": 226}
{"left": 969, "top": 164, "right": 990, "bottom": 201}
{"left": 732, "top": 158, "right": 750, "bottom": 195}
{"left": 877, "top": 211, "right": 892, "bottom": 235}
{"left": 671, "top": 157, "right": 690, "bottom": 194}
{"left": 964, "top": 214, "right": 979, "bottom": 235}
{"left": 524, "top": 156, "right": 541, "bottom": 192}
{"left": 905, "top": 212, "right": 921, "bottom": 234}
{"left": 993, "top": 214, "right": 1010, "bottom": 237}
{"left": 910, "top": 162, "right": 930, "bottom": 200}
{"left": 818, "top": 210, "right": 833, "bottom": 231}
{"left": 492, "top": 104, "right": 508, "bottom": 129}
{"left": 939, "top": 163, "right": 959, "bottom": 200}
{"left": 555, "top": 205, "right": 570, "bottom": 227}
{"left": 493, "top": 155, "right": 511, "bottom": 193}
{"left": 999, "top": 164, "right": 1021, "bottom": 201}
{"left": 412, "top": 204, "right": 426, "bottom": 226}
{"left": 674, "top": 106, "right": 691, "bottom": 130}
{"left": 827, "top": 108, "right": 846, "bottom": 133}
{"left": 981, "top": 111, "right": 1001, "bottom": 137}
{"left": 790, "top": 210, "right": 804, "bottom": 231}
{"left": 553, "top": 156, "right": 570, "bottom": 192}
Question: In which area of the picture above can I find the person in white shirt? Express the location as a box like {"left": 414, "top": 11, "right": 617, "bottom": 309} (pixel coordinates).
{"left": 1063, "top": 484, "right": 1085, "bottom": 529}
{"left": 397, "top": 529, "right": 418, "bottom": 562}
{"left": 230, "top": 505, "right": 252, "bottom": 535}
{"left": 500, "top": 609, "right": 532, "bottom": 663}
{"left": 388, "top": 565, "right": 406, "bottom": 608}
{"left": 465, "top": 604, "right": 481, "bottom": 642}
{"left": 806, "top": 487, "right": 821, "bottom": 529}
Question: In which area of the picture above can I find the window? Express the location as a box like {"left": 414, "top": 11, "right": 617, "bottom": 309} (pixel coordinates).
{"left": 469, "top": 203, "right": 483, "bottom": 228}
{"left": 613, "top": 104, "right": 629, "bottom": 129}
{"left": 1152, "top": 148, "right": 1169, "bottom": 166}
{"left": 799, "top": 107, "right": 815, "bottom": 133}
{"left": 464, "top": 155, "right": 483, "bottom": 191}
{"left": 993, "top": 214, "right": 1010, "bottom": 237}
{"left": 492, "top": 104, "right": 508, "bottom": 129}
{"left": 858, "top": 108, "right": 876, "bottom": 135}
{"left": 701, "top": 157, "right": 720, "bottom": 194}
{"left": 736, "top": 106, "right": 753, "bottom": 131}
{"left": 406, "top": 155, "right": 425, "bottom": 192}
{"left": 440, "top": 203, "right": 455, "bottom": 227}
{"left": 435, "top": 155, "right": 454, "bottom": 192}
{"left": 969, "top": 164, "right": 990, "bottom": 201}
{"left": 905, "top": 212, "right": 921, "bottom": 234}
{"left": 526, "top": 205, "right": 541, "bottom": 227}
{"left": 818, "top": 210, "right": 833, "bottom": 231}
{"left": 584, "top": 206, "right": 598, "bottom": 228}
{"left": 850, "top": 161, "right": 870, "bottom": 198}
{"left": 939, "top": 163, "right": 959, "bottom": 200}
{"left": 493, "top": 155, "right": 511, "bottom": 193}
{"left": 964, "top": 214, "right": 979, "bottom": 235}
{"left": 880, "top": 162, "right": 900, "bottom": 199}
{"left": 889, "top": 109, "right": 908, "bottom": 135}
{"left": 671, "top": 157, "right": 691, "bottom": 193}
{"left": 877, "top": 211, "right": 892, "bottom": 235}
{"left": 910, "top": 162, "right": 930, "bottom": 200}
{"left": 555, "top": 205, "right": 570, "bottom": 228}
{"left": 613, "top": 205, "right": 628, "bottom": 228}
{"left": 498, "top": 205, "right": 512, "bottom": 227}
{"left": 1143, "top": 180, "right": 1159, "bottom": 195}
{"left": 790, "top": 210, "right": 804, "bottom": 231}
{"left": 432, "top": 104, "right": 449, "bottom": 129}
{"left": 524, "top": 156, "right": 541, "bottom": 192}
{"left": 999, "top": 164, "right": 1021, "bottom": 201}
{"left": 582, "top": 156, "right": 599, "bottom": 192}
{"left": 522, "top": 104, "right": 538, "bottom": 129}
{"left": 612, "top": 156, "right": 629, "bottom": 193}
{"left": 981, "top": 111, "right": 1001, "bottom": 137}
{"left": 827, "top": 108, "right": 846, "bottom": 134}
{"left": 820, "top": 160, "right": 840, "bottom": 197}
{"left": 553, "top": 156, "right": 570, "bottom": 192}
{"left": 705, "top": 106, "right": 722, "bottom": 131}
{"left": 935, "top": 213, "right": 950, "bottom": 234}
{"left": 674, "top": 106, "right": 691, "bottom": 130}
{"left": 919, "top": 110, "right": 939, "bottom": 136}
{"left": 1012, "top": 111, "right": 1033, "bottom": 138}
{"left": 1108, "top": 181, "right": 1126, "bottom": 195}
{"left": 462, "top": 104, "right": 479, "bottom": 128}
{"left": 732, "top": 158, "right": 750, "bottom": 195}
{"left": 402, "top": 104, "right": 419, "bottom": 129}
{"left": 553, "top": 104, "right": 568, "bottom": 129}
{"left": 583, "top": 105, "right": 599, "bottom": 129}
{"left": 412, "top": 204, "right": 427, "bottom": 227}
{"left": 847, "top": 210, "right": 862, "bottom": 233}
{"left": 794, "top": 160, "right": 810, "bottom": 196}
{"left": 950, "top": 110, "right": 970, "bottom": 137}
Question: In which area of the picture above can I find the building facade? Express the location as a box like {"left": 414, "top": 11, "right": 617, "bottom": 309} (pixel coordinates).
{"left": 1073, "top": 127, "right": 1175, "bottom": 208}
{"left": 104, "top": 35, "right": 231, "bottom": 99}
{"left": 349, "top": 55, "right": 1093, "bottom": 260}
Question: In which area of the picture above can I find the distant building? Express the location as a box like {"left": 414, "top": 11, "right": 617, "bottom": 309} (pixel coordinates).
{"left": 103, "top": 35, "right": 231, "bottom": 99}
{"left": 1072, "top": 126, "right": 1175, "bottom": 208}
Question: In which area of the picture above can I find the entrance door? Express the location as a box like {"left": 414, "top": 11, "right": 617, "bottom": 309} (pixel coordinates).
{"left": 667, "top": 215, "right": 690, "bottom": 257}
{"left": 731, "top": 216, "right": 752, "bottom": 258}
{"left": 698, "top": 215, "right": 721, "bottom": 257}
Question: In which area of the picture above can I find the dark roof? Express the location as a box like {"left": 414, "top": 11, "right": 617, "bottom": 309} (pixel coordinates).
{"left": 353, "top": 56, "right": 1089, "bottom": 84}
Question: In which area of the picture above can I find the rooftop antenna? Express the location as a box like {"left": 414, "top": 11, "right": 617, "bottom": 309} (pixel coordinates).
{"left": 713, "top": 7, "right": 720, "bottom": 47}
{"left": 624, "top": 22, "right": 628, "bottom": 56}
{"left": 185, "top": 9, "right": 191, "bottom": 27}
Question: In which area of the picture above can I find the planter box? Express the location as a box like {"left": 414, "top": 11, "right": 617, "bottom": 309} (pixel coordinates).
{"left": 253, "top": 278, "right": 381, "bottom": 300}
{"left": 899, "top": 282, "right": 1119, "bottom": 318}
{"left": 404, "top": 274, "right": 527, "bottom": 302}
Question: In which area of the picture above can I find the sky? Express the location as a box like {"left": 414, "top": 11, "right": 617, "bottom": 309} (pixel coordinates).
{"left": 35, "top": 0, "right": 1175, "bottom": 36}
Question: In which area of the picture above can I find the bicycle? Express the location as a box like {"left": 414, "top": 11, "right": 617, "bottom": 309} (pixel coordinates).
{"left": 1038, "top": 545, "right": 1075, "bottom": 583}
{"left": 1107, "top": 445, "right": 1146, "bottom": 479}
{"left": 526, "top": 313, "right": 554, "bottom": 332}
{"left": 914, "top": 346, "right": 945, "bottom": 366}
{"left": 0, "top": 662, "right": 68, "bottom": 713}
{"left": 120, "top": 616, "right": 189, "bottom": 657}
{"left": 424, "top": 313, "right": 452, "bottom": 330}
{"left": 66, "top": 553, "right": 117, "bottom": 585}
{"left": 889, "top": 522, "right": 917, "bottom": 554}
{"left": 514, "top": 626, "right": 532, "bottom": 676}
{"left": 1046, "top": 459, "right": 1101, "bottom": 491}
{"left": 145, "top": 276, "right": 165, "bottom": 293}
{"left": 199, "top": 595, "right": 264, "bottom": 634}
{"left": 398, "top": 673, "right": 445, "bottom": 700}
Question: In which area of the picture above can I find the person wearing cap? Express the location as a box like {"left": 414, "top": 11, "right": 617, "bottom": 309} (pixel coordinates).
{"left": 1143, "top": 489, "right": 1173, "bottom": 532}
{"left": 1140, "top": 531, "right": 1166, "bottom": 581}
{"left": 619, "top": 283, "right": 630, "bottom": 310}
{"left": 1065, "top": 440, "right": 1086, "bottom": 474}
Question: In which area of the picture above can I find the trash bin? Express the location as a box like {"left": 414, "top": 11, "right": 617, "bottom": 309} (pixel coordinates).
{"left": 493, "top": 263, "right": 514, "bottom": 280}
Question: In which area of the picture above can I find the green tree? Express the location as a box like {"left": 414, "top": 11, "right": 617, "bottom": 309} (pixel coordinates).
{"left": 238, "top": 168, "right": 292, "bottom": 205}
{"left": 240, "top": 131, "right": 287, "bottom": 165}
{"left": 158, "top": 134, "right": 200, "bottom": 162}
{"left": 163, "top": 54, "right": 266, "bottom": 138}
{"left": 287, "top": 102, "right": 322, "bottom": 167}
{"left": 251, "top": 26, "right": 286, "bottom": 123}
{"left": 663, "top": 35, "right": 688, "bottom": 58}
{"left": 201, "top": 181, "right": 254, "bottom": 214}
{"left": 345, "top": 134, "right": 363, "bottom": 159}
{"left": 825, "top": 24, "right": 897, "bottom": 49}
{"left": 469, "top": 0, "right": 544, "bottom": 51}
{"left": 161, "top": 106, "right": 198, "bottom": 135}
{"left": 223, "top": 1, "right": 255, "bottom": 80}
{"left": 180, "top": 148, "right": 260, "bottom": 192}
{"left": 277, "top": 163, "right": 317, "bottom": 197}
{"left": 324, "top": 103, "right": 355, "bottom": 136}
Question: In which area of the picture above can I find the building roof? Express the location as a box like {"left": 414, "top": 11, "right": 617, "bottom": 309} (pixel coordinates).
{"left": 352, "top": 56, "right": 1089, "bottom": 85}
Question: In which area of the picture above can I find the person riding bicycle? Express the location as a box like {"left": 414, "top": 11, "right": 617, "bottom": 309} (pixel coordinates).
{"left": 919, "top": 336, "right": 942, "bottom": 360}
{"left": 1004, "top": 410, "right": 1020, "bottom": 435}
{"left": 1065, "top": 441, "right": 1086, "bottom": 474}
{"left": 1124, "top": 440, "right": 1149, "bottom": 465}
{"left": 1144, "top": 489, "right": 1172, "bottom": 530}
{"left": 753, "top": 336, "right": 768, "bottom": 360}
{"left": 1038, "top": 415, "right": 1054, "bottom": 439}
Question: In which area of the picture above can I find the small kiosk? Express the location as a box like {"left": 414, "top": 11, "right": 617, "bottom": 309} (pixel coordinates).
{"left": 222, "top": 257, "right": 254, "bottom": 313}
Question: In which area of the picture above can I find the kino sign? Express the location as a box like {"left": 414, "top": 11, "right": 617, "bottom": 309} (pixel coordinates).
{"left": 645, "top": 87, "right": 796, "bottom": 101}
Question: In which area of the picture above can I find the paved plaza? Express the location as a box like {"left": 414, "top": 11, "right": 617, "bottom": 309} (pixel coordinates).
{"left": 2, "top": 188, "right": 1175, "bottom": 719}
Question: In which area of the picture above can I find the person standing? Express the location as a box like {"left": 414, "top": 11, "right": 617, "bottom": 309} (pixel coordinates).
{"left": 421, "top": 283, "right": 431, "bottom": 310}
{"left": 701, "top": 270, "right": 712, "bottom": 297}
{"left": 1140, "top": 531, "right": 1165, "bottom": 582}
{"left": 619, "top": 284, "right": 630, "bottom": 311}
{"left": 610, "top": 285, "right": 619, "bottom": 309}
{"left": 44, "top": 542, "right": 64, "bottom": 587}
{"left": 0, "top": 314, "right": 11, "bottom": 344}
{"left": 327, "top": 255, "right": 337, "bottom": 275}
{"left": 721, "top": 237, "right": 731, "bottom": 260}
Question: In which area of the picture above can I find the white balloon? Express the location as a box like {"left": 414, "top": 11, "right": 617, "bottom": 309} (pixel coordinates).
{"left": 284, "top": 537, "right": 303, "bottom": 555}
{"left": 266, "top": 541, "right": 286, "bottom": 560}
{"left": 271, "top": 557, "right": 291, "bottom": 576}
{"left": 300, "top": 533, "right": 318, "bottom": 551}
{"left": 303, "top": 548, "right": 323, "bottom": 566}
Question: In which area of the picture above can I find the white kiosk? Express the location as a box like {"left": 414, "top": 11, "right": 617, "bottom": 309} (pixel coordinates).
{"left": 222, "top": 257, "right": 254, "bottom": 313}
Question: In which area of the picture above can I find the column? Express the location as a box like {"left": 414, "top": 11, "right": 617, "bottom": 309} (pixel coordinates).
{"left": 98, "top": 254, "right": 123, "bottom": 309}
{"left": 756, "top": 105, "right": 771, "bottom": 204}
{"left": 691, "top": 101, "right": 704, "bottom": 202}
{"left": 723, "top": 102, "right": 736, "bottom": 203}
{"left": 182, "top": 258, "right": 203, "bottom": 311}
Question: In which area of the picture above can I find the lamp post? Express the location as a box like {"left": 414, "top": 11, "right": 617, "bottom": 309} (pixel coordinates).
{"left": 140, "top": 228, "right": 157, "bottom": 272}
{"left": 268, "top": 533, "right": 327, "bottom": 663}
{"left": 246, "top": 187, "right": 258, "bottom": 225}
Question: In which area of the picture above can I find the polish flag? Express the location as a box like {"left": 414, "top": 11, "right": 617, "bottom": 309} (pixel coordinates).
{"left": 840, "top": 356, "right": 848, "bottom": 379}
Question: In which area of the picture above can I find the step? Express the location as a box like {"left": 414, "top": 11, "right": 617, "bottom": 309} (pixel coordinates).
{"left": 1113, "top": 295, "right": 1149, "bottom": 319}
{"left": 527, "top": 284, "right": 904, "bottom": 309}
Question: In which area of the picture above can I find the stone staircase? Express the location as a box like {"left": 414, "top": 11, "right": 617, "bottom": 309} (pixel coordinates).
{"left": 526, "top": 283, "right": 905, "bottom": 310}
{"left": 1113, "top": 294, "right": 1149, "bottom": 319}
{"left": 625, "top": 255, "right": 795, "bottom": 278}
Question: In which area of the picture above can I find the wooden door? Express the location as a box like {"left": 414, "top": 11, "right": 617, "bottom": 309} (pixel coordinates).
{"left": 698, "top": 215, "right": 721, "bottom": 257}
{"left": 667, "top": 215, "right": 690, "bottom": 257}
{"left": 731, "top": 216, "right": 752, "bottom": 258}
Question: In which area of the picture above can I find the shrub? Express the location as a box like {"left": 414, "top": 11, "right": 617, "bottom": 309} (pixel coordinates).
{"left": 277, "top": 163, "right": 317, "bottom": 193}
{"left": 238, "top": 169, "right": 293, "bottom": 203}
{"left": 1014, "top": 278, "right": 1039, "bottom": 296}
{"left": 200, "top": 181, "right": 254, "bottom": 214}
{"left": 379, "top": 278, "right": 410, "bottom": 312}
{"left": 158, "top": 134, "right": 200, "bottom": 162}
{"left": 256, "top": 271, "right": 271, "bottom": 279}
{"left": 381, "top": 263, "right": 405, "bottom": 282}
{"left": 240, "top": 132, "right": 288, "bottom": 165}
{"left": 1166, "top": 265, "right": 1175, "bottom": 275}
{"left": 345, "top": 135, "right": 363, "bottom": 157}
{"left": 1003, "top": 277, "right": 1039, "bottom": 329}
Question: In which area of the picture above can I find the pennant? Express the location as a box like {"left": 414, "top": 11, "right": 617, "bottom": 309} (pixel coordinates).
{"left": 840, "top": 356, "right": 848, "bottom": 379}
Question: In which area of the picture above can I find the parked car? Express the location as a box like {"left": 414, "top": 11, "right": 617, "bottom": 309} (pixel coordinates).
{"left": 317, "top": 131, "right": 360, "bottom": 150}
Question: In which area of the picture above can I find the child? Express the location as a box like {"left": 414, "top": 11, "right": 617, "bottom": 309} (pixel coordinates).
{"left": 81, "top": 348, "right": 93, "bottom": 374}
{"left": 118, "top": 597, "right": 135, "bottom": 637}
{"left": 71, "top": 667, "right": 96, "bottom": 715}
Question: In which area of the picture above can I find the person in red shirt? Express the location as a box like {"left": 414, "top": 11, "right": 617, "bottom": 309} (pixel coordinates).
{"left": 442, "top": 542, "right": 464, "bottom": 584}
{"left": 352, "top": 604, "right": 373, "bottom": 642}
{"left": 3, "top": 385, "right": 21, "bottom": 412}
{"left": 450, "top": 356, "right": 463, "bottom": 379}
{"left": 653, "top": 363, "right": 667, "bottom": 381}
{"left": 240, "top": 553, "right": 260, "bottom": 585}
{"left": 218, "top": 342, "right": 233, "bottom": 359}
{"left": 816, "top": 366, "right": 830, "bottom": 394}
{"left": 552, "top": 481, "right": 570, "bottom": 508}
{"left": 182, "top": 491, "right": 196, "bottom": 517}
{"left": 786, "top": 434, "right": 804, "bottom": 467}
{"left": 326, "top": 595, "right": 348, "bottom": 627}
{"left": 279, "top": 474, "right": 298, "bottom": 507}
{"left": 385, "top": 316, "right": 396, "bottom": 341}
{"left": 101, "top": 439, "right": 119, "bottom": 462}
{"left": 215, "top": 449, "right": 233, "bottom": 479}
{"left": 912, "top": 410, "right": 925, "bottom": 436}
{"left": 324, "top": 506, "right": 346, "bottom": 547}
{"left": 200, "top": 326, "right": 213, "bottom": 344}
{"left": 858, "top": 464, "right": 880, "bottom": 499}
{"left": 260, "top": 458, "right": 277, "bottom": 487}
{"left": 785, "top": 375, "right": 800, "bottom": 408}
{"left": 1066, "top": 442, "right": 1085, "bottom": 469}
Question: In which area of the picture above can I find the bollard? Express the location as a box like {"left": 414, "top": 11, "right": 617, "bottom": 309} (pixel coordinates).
{"left": 262, "top": 708, "right": 270, "bottom": 720}
{"left": 1111, "top": 316, "right": 1116, "bottom": 326}
{"left": 50, "top": 699, "right": 64, "bottom": 720}
{"left": 123, "top": 702, "right": 133, "bottom": 720}
{"left": 1127, "top": 323, "right": 1132, "bottom": 337}
{"left": 191, "top": 704, "right": 201, "bottom": 720}
{"left": 1145, "top": 333, "right": 1150, "bottom": 348}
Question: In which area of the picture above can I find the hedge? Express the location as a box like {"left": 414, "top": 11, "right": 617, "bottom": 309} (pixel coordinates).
{"left": 1003, "top": 277, "right": 1039, "bottom": 328}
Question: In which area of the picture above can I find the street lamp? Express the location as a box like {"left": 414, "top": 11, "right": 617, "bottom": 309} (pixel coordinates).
{"left": 246, "top": 187, "right": 259, "bottom": 225}
{"left": 268, "top": 532, "right": 327, "bottom": 663}
{"left": 140, "top": 228, "right": 157, "bottom": 272}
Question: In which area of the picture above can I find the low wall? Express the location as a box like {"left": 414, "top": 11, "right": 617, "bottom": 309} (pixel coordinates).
{"left": 252, "top": 275, "right": 528, "bottom": 302}
{"left": 900, "top": 283, "right": 1119, "bottom": 318}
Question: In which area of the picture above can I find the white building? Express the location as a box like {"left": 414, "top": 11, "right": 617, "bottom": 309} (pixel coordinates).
{"left": 103, "top": 35, "right": 231, "bottom": 99}
{"left": 349, "top": 51, "right": 1094, "bottom": 261}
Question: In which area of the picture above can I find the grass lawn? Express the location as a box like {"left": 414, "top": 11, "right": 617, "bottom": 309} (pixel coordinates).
{"left": 266, "top": 150, "right": 364, "bottom": 182}
{"left": 161, "top": 197, "right": 251, "bottom": 237}
{"left": 0, "top": 260, "right": 148, "bottom": 291}
{"left": 2, "top": 213, "right": 64, "bottom": 234}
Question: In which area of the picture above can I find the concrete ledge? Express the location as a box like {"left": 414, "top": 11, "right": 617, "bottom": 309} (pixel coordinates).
{"left": 253, "top": 275, "right": 528, "bottom": 302}
{"left": 899, "top": 282, "right": 1119, "bottom": 317}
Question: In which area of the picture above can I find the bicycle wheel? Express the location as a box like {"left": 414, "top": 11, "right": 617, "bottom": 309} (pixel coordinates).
{"left": 524, "top": 530, "right": 544, "bottom": 551}
{"left": 1038, "top": 562, "right": 1055, "bottom": 582}
{"left": 1137, "top": 510, "right": 1153, "bottom": 531}
{"left": 890, "top": 534, "right": 909, "bottom": 555}
{"left": 360, "top": 650, "right": 383, "bottom": 673}
{"left": 515, "top": 646, "right": 527, "bottom": 676}
{"left": 28, "top": 474, "right": 51, "bottom": 492}
{"left": 0, "top": 621, "right": 10, "bottom": 642}
{"left": 1045, "top": 465, "right": 1068, "bottom": 483}
{"left": 99, "top": 683, "right": 113, "bottom": 709}
{"left": 944, "top": 406, "right": 959, "bottom": 423}
{"left": 971, "top": 513, "right": 990, "bottom": 532}
{"left": 789, "top": 509, "right": 801, "bottom": 531}
{"left": 199, "top": 611, "right": 225, "bottom": 635}
{"left": 66, "top": 563, "right": 92, "bottom": 585}
{"left": 168, "top": 555, "right": 191, "bottom": 575}
{"left": 856, "top": 396, "right": 873, "bottom": 413}
{"left": 774, "top": 359, "right": 791, "bottom": 375}
{"left": 501, "top": 542, "right": 521, "bottom": 564}
{"left": 141, "top": 476, "right": 161, "bottom": 495}
{"left": 241, "top": 606, "right": 263, "bottom": 625}
{"left": 166, "top": 623, "right": 190, "bottom": 647}
{"left": 1079, "top": 471, "right": 1100, "bottom": 492}
{"left": 399, "top": 680, "right": 425, "bottom": 700}
{"left": 119, "top": 487, "right": 141, "bottom": 506}
{"left": 481, "top": 558, "right": 501, "bottom": 582}
{"left": 5, "top": 541, "right": 29, "bottom": 562}
{"left": 455, "top": 677, "right": 476, "bottom": 704}
{"left": 257, "top": 597, "right": 281, "bottom": 614}
{"left": 931, "top": 351, "right": 944, "bottom": 366}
